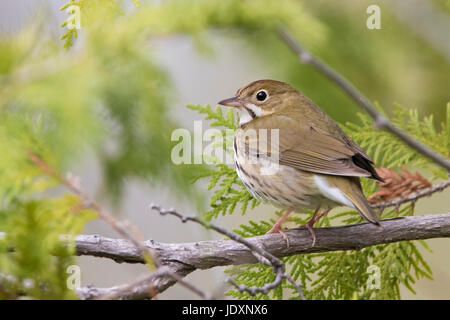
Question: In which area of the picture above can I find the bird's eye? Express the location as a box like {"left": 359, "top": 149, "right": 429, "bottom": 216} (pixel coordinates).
{"left": 256, "top": 90, "right": 268, "bottom": 101}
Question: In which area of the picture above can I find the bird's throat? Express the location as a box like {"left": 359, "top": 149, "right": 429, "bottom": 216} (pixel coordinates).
{"left": 238, "top": 103, "right": 263, "bottom": 126}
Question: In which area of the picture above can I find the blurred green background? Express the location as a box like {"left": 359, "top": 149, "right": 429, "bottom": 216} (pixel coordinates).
{"left": 0, "top": 0, "right": 448, "bottom": 299}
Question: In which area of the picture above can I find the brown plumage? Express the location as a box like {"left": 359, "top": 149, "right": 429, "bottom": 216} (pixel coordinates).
{"left": 219, "top": 80, "right": 382, "bottom": 244}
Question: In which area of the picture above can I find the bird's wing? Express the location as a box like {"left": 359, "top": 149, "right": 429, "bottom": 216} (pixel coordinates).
{"left": 240, "top": 115, "right": 376, "bottom": 178}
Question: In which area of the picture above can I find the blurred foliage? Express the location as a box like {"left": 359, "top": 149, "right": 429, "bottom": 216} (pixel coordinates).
{"left": 0, "top": 0, "right": 335, "bottom": 299}
{"left": 431, "top": 0, "right": 450, "bottom": 14}
{"left": 0, "top": 196, "right": 95, "bottom": 299}
{"left": 193, "top": 101, "right": 447, "bottom": 300}
{"left": 0, "top": 0, "right": 448, "bottom": 299}
{"left": 239, "top": 0, "right": 449, "bottom": 125}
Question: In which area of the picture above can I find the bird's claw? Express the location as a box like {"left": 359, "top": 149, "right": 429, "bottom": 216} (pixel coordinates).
{"left": 305, "top": 222, "right": 317, "bottom": 248}
{"left": 266, "top": 225, "right": 290, "bottom": 248}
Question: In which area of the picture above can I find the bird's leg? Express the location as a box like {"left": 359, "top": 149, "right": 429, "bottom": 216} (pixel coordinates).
{"left": 304, "top": 205, "right": 331, "bottom": 247}
{"left": 266, "top": 208, "right": 295, "bottom": 246}
{"left": 267, "top": 207, "right": 294, "bottom": 234}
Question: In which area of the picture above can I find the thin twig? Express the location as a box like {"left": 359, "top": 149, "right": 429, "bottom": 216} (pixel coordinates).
{"left": 149, "top": 204, "right": 281, "bottom": 267}
{"left": 226, "top": 273, "right": 283, "bottom": 296}
{"left": 149, "top": 204, "right": 306, "bottom": 299}
{"left": 370, "top": 179, "right": 450, "bottom": 209}
{"left": 91, "top": 267, "right": 213, "bottom": 300}
{"left": 277, "top": 27, "right": 450, "bottom": 172}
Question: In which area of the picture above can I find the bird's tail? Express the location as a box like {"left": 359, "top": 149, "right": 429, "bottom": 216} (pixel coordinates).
{"left": 326, "top": 176, "right": 381, "bottom": 225}
{"left": 347, "top": 190, "right": 380, "bottom": 225}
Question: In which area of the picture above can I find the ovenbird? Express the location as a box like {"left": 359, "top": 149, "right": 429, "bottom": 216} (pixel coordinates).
{"left": 219, "top": 80, "right": 383, "bottom": 245}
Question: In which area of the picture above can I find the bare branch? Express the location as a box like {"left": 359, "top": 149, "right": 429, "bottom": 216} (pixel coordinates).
{"left": 149, "top": 204, "right": 282, "bottom": 267}
{"left": 370, "top": 179, "right": 450, "bottom": 209}
{"left": 78, "top": 266, "right": 212, "bottom": 300}
{"left": 76, "top": 265, "right": 187, "bottom": 300}
{"left": 277, "top": 27, "right": 450, "bottom": 172}
{"left": 75, "top": 212, "right": 450, "bottom": 299}
{"left": 149, "top": 204, "right": 306, "bottom": 299}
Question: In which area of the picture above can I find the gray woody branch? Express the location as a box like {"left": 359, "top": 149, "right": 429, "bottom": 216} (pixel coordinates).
{"left": 75, "top": 212, "right": 450, "bottom": 299}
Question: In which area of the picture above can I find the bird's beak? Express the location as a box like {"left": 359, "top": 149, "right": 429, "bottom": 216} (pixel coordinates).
{"left": 218, "top": 97, "right": 243, "bottom": 108}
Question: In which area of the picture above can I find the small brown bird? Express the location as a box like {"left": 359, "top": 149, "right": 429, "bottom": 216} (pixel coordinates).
{"left": 219, "top": 80, "right": 383, "bottom": 245}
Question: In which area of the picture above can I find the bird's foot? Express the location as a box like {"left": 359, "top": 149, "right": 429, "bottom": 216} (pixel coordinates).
{"left": 266, "top": 224, "right": 290, "bottom": 248}
{"left": 303, "top": 207, "right": 331, "bottom": 248}
{"left": 304, "top": 220, "right": 317, "bottom": 248}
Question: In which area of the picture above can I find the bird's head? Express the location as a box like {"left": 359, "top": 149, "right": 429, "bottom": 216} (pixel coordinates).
{"left": 218, "top": 79, "right": 298, "bottom": 126}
